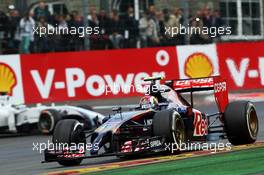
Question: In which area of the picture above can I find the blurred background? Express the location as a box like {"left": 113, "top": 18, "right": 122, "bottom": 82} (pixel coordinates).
{"left": 0, "top": 0, "right": 263, "bottom": 54}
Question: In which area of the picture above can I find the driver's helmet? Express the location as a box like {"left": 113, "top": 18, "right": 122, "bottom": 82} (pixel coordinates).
{"left": 139, "top": 96, "right": 158, "bottom": 109}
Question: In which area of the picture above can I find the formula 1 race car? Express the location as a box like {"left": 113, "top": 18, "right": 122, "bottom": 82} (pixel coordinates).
{"left": 0, "top": 93, "right": 105, "bottom": 134}
{"left": 43, "top": 76, "right": 259, "bottom": 166}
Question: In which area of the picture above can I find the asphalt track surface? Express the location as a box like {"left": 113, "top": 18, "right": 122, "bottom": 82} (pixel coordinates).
{"left": 0, "top": 97, "right": 263, "bottom": 175}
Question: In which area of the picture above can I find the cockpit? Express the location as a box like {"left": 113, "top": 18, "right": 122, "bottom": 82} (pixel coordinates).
{"left": 139, "top": 84, "right": 188, "bottom": 110}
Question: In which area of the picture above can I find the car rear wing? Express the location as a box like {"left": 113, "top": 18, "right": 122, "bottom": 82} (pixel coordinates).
{"left": 165, "top": 76, "right": 229, "bottom": 113}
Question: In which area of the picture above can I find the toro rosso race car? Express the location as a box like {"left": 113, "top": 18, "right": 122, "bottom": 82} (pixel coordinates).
{"left": 0, "top": 93, "right": 105, "bottom": 134}
{"left": 43, "top": 76, "right": 259, "bottom": 166}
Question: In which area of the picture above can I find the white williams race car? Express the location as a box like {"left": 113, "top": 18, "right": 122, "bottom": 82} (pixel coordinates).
{"left": 0, "top": 93, "right": 105, "bottom": 134}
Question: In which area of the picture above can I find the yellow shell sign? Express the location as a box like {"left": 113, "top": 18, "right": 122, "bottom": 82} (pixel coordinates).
{"left": 0, "top": 63, "right": 17, "bottom": 95}
{"left": 184, "top": 53, "right": 213, "bottom": 78}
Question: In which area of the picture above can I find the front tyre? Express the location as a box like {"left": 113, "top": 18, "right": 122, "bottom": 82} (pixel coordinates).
{"left": 53, "top": 119, "right": 86, "bottom": 166}
{"left": 153, "top": 109, "right": 186, "bottom": 153}
{"left": 224, "top": 101, "right": 258, "bottom": 145}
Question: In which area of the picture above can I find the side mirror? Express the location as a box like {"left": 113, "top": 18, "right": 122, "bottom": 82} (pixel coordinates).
{"left": 93, "top": 116, "right": 101, "bottom": 127}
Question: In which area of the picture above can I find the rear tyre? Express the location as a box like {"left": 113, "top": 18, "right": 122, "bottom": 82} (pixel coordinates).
{"left": 153, "top": 109, "right": 186, "bottom": 153}
{"left": 224, "top": 101, "right": 258, "bottom": 145}
{"left": 53, "top": 119, "right": 86, "bottom": 166}
{"left": 38, "top": 109, "right": 61, "bottom": 134}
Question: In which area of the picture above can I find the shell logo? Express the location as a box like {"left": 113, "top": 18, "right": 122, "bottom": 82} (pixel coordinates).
{"left": 0, "top": 62, "right": 17, "bottom": 95}
{"left": 184, "top": 53, "right": 213, "bottom": 78}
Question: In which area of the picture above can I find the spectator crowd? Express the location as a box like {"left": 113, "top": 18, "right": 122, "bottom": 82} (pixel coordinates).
{"left": 0, "top": 1, "right": 223, "bottom": 54}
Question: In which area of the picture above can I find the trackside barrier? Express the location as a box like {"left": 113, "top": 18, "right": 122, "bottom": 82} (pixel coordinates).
{"left": 0, "top": 41, "right": 263, "bottom": 104}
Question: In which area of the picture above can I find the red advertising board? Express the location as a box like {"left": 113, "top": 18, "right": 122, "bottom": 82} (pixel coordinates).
{"left": 20, "top": 47, "right": 179, "bottom": 103}
{"left": 1, "top": 41, "right": 264, "bottom": 104}
{"left": 217, "top": 42, "right": 264, "bottom": 90}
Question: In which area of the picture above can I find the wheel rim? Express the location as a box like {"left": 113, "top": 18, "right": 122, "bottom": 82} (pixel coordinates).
{"left": 171, "top": 112, "right": 185, "bottom": 149}
{"left": 72, "top": 124, "right": 86, "bottom": 144}
{"left": 70, "top": 123, "right": 86, "bottom": 156}
{"left": 247, "top": 107, "right": 258, "bottom": 138}
{"left": 39, "top": 114, "right": 53, "bottom": 133}
{"left": 174, "top": 118, "right": 185, "bottom": 143}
